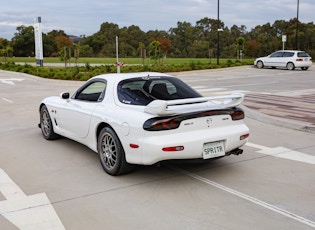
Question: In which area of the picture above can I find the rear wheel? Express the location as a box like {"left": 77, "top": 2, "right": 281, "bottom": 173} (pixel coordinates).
{"left": 256, "top": 61, "right": 264, "bottom": 69}
{"left": 98, "top": 127, "right": 135, "bottom": 176}
{"left": 286, "top": 62, "right": 295, "bottom": 70}
{"left": 40, "top": 105, "right": 59, "bottom": 140}
{"left": 301, "top": 67, "right": 309, "bottom": 71}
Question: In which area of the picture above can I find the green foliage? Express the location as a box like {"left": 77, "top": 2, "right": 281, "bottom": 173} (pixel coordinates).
{"left": 2, "top": 17, "right": 315, "bottom": 61}
{"left": 0, "top": 59, "right": 254, "bottom": 81}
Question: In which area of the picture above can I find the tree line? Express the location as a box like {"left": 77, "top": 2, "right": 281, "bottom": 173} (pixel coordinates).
{"left": 1, "top": 17, "right": 315, "bottom": 61}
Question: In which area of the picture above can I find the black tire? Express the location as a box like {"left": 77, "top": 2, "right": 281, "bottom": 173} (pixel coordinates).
{"left": 286, "top": 62, "right": 295, "bottom": 70}
{"left": 40, "top": 105, "right": 60, "bottom": 140}
{"left": 301, "top": 67, "right": 309, "bottom": 71}
{"left": 256, "top": 61, "right": 264, "bottom": 69}
{"left": 98, "top": 127, "right": 135, "bottom": 176}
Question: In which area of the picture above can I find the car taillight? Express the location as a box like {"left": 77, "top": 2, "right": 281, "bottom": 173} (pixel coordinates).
{"left": 231, "top": 110, "right": 245, "bottom": 120}
{"left": 143, "top": 117, "right": 181, "bottom": 131}
{"left": 143, "top": 108, "right": 245, "bottom": 131}
{"left": 296, "top": 58, "right": 303, "bottom": 61}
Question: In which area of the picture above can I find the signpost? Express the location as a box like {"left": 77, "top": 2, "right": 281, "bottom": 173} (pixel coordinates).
{"left": 34, "top": 17, "right": 43, "bottom": 67}
{"left": 282, "top": 35, "right": 287, "bottom": 50}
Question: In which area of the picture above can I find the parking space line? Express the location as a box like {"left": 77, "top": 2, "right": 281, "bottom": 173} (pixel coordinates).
{"left": 170, "top": 166, "right": 315, "bottom": 228}
{"left": 0, "top": 168, "right": 65, "bottom": 229}
{"left": 2, "top": 98, "right": 13, "bottom": 104}
{"left": 246, "top": 142, "right": 315, "bottom": 164}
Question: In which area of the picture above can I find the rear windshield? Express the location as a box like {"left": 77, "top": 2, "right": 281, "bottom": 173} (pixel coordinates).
{"left": 118, "top": 76, "right": 201, "bottom": 105}
{"left": 297, "top": 52, "right": 310, "bottom": 57}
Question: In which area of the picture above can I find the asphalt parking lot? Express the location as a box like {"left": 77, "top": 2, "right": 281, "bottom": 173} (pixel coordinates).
{"left": 0, "top": 66, "right": 315, "bottom": 229}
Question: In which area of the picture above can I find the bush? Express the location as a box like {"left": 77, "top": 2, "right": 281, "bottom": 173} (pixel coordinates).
{"left": 0, "top": 61, "right": 254, "bottom": 81}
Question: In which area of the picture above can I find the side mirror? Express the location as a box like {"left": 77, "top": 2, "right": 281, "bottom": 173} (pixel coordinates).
{"left": 60, "top": 92, "right": 70, "bottom": 100}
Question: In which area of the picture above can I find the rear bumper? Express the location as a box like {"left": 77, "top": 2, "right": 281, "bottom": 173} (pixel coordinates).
{"left": 125, "top": 124, "right": 249, "bottom": 165}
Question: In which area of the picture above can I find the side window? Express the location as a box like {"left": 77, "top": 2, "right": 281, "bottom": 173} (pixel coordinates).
{"left": 283, "top": 52, "right": 294, "bottom": 57}
{"left": 74, "top": 81, "right": 106, "bottom": 102}
{"left": 270, "top": 52, "right": 284, "bottom": 58}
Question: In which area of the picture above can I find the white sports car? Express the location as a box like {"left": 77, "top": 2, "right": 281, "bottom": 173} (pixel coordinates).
{"left": 39, "top": 72, "right": 249, "bottom": 176}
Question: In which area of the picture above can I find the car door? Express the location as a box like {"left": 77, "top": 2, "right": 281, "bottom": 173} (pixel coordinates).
{"left": 265, "top": 51, "right": 284, "bottom": 67}
{"left": 57, "top": 80, "right": 106, "bottom": 139}
{"left": 281, "top": 51, "right": 294, "bottom": 67}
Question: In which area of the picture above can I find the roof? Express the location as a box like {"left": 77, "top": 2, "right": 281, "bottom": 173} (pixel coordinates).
{"left": 91, "top": 72, "right": 172, "bottom": 82}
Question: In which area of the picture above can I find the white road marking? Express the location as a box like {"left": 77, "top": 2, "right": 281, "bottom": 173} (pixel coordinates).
{"left": 171, "top": 166, "right": 315, "bottom": 228}
{"left": 0, "top": 168, "right": 65, "bottom": 229}
{"left": 246, "top": 142, "right": 315, "bottom": 165}
{"left": 2, "top": 98, "right": 13, "bottom": 103}
{"left": 223, "top": 81, "right": 279, "bottom": 88}
{"left": 274, "top": 88, "right": 315, "bottom": 97}
{"left": 0, "top": 78, "right": 24, "bottom": 85}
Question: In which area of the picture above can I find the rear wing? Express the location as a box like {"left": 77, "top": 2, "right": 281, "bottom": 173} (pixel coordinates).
{"left": 145, "top": 93, "right": 245, "bottom": 116}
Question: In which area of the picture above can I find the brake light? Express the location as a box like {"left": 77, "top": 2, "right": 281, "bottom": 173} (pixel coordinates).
{"left": 143, "top": 108, "right": 245, "bottom": 131}
{"left": 143, "top": 117, "right": 181, "bottom": 131}
{"left": 296, "top": 58, "right": 303, "bottom": 61}
{"left": 231, "top": 110, "right": 244, "bottom": 120}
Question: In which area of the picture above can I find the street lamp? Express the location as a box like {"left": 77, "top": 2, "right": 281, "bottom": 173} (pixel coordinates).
{"left": 217, "top": 0, "right": 220, "bottom": 65}
{"left": 295, "top": 0, "right": 299, "bottom": 50}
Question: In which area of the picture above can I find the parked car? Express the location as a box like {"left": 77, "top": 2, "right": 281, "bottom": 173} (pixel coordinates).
{"left": 39, "top": 72, "right": 249, "bottom": 176}
{"left": 254, "top": 50, "right": 312, "bottom": 70}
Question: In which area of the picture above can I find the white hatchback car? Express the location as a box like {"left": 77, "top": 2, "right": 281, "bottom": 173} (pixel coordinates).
{"left": 254, "top": 50, "right": 312, "bottom": 70}
{"left": 39, "top": 72, "right": 249, "bottom": 176}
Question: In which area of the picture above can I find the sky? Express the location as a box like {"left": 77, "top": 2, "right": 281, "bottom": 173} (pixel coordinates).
{"left": 1, "top": 0, "right": 314, "bottom": 40}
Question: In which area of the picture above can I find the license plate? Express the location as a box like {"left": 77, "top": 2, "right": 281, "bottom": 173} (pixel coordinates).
{"left": 202, "top": 141, "right": 225, "bottom": 159}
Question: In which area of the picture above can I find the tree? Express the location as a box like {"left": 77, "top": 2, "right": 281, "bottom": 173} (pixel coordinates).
{"left": 149, "top": 40, "right": 161, "bottom": 64}
{"left": 0, "top": 38, "right": 13, "bottom": 62}
{"left": 154, "top": 38, "right": 172, "bottom": 58}
{"left": 169, "top": 21, "right": 197, "bottom": 57}
{"left": 55, "top": 35, "right": 72, "bottom": 67}
{"left": 11, "top": 26, "right": 35, "bottom": 56}
{"left": 236, "top": 37, "right": 245, "bottom": 60}
{"left": 245, "top": 40, "right": 261, "bottom": 58}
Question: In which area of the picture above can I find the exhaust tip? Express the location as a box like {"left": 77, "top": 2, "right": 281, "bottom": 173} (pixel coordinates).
{"left": 228, "top": 148, "right": 243, "bottom": 156}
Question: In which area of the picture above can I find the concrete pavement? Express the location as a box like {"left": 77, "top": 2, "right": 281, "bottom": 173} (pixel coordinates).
{"left": 242, "top": 93, "right": 315, "bottom": 133}
{"left": 1, "top": 69, "right": 314, "bottom": 133}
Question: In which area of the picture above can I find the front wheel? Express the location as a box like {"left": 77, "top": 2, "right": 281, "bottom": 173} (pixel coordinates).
{"left": 286, "top": 62, "right": 295, "bottom": 70}
{"left": 256, "top": 61, "right": 264, "bottom": 69}
{"left": 98, "top": 127, "right": 135, "bottom": 176}
{"left": 40, "top": 105, "right": 59, "bottom": 140}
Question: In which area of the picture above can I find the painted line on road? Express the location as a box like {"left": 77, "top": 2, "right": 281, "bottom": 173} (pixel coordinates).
{"left": 0, "top": 168, "right": 65, "bottom": 229}
{"left": 246, "top": 142, "right": 315, "bottom": 165}
{"left": 170, "top": 166, "right": 315, "bottom": 228}
{"left": 0, "top": 78, "right": 24, "bottom": 85}
{"left": 2, "top": 98, "right": 13, "bottom": 104}
{"left": 224, "top": 81, "right": 279, "bottom": 88}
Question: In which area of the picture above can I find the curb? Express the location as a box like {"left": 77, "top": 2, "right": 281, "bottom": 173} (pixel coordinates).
{"left": 241, "top": 105, "right": 315, "bottom": 134}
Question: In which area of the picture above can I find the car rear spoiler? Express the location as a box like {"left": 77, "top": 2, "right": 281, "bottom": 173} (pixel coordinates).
{"left": 144, "top": 93, "right": 245, "bottom": 116}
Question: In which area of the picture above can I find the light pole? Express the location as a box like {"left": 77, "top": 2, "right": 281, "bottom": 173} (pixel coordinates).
{"left": 217, "top": 0, "right": 220, "bottom": 65}
{"left": 295, "top": 0, "right": 299, "bottom": 50}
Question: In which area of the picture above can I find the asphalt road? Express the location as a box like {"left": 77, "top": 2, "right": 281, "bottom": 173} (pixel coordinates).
{"left": 0, "top": 66, "right": 314, "bottom": 230}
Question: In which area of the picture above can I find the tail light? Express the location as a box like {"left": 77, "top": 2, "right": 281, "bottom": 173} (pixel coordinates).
{"left": 143, "top": 108, "right": 245, "bottom": 131}
{"left": 231, "top": 110, "right": 245, "bottom": 120}
{"left": 143, "top": 117, "right": 181, "bottom": 131}
{"left": 296, "top": 58, "right": 303, "bottom": 61}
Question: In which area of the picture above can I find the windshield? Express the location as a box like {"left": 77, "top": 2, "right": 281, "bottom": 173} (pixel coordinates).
{"left": 117, "top": 76, "right": 202, "bottom": 105}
